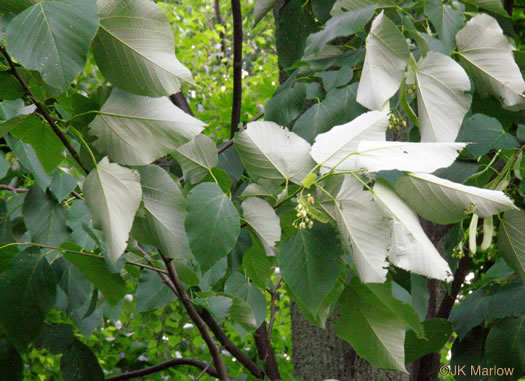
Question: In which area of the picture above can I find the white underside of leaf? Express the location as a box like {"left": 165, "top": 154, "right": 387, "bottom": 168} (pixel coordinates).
{"left": 456, "top": 14, "right": 525, "bottom": 108}
{"left": 374, "top": 181, "right": 452, "bottom": 281}
{"left": 335, "top": 176, "right": 390, "bottom": 282}
{"left": 241, "top": 197, "right": 281, "bottom": 256}
{"left": 84, "top": 157, "right": 142, "bottom": 264}
{"left": 174, "top": 134, "right": 218, "bottom": 184}
{"left": 415, "top": 51, "right": 472, "bottom": 142}
{"left": 90, "top": 89, "right": 204, "bottom": 165}
{"left": 234, "top": 121, "right": 315, "bottom": 184}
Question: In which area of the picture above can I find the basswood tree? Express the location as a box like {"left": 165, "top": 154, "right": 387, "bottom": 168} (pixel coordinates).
{"left": 0, "top": 0, "right": 523, "bottom": 380}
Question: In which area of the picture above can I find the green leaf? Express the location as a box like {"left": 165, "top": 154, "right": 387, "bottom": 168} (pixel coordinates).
{"left": 335, "top": 278, "right": 423, "bottom": 372}
{"left": 173, "top": 134, "right": 218, "bottom": 185}
{"left": 0, "top": 72, "right": 25, "bottom": 100}
{"left": 242, "top": 238, "right": 275, "bottom": 289}
{"left": 63, "top": 251, "right": 127, "bottom": 306}
{"left": 414, "top": 52, "right": 472, "bottom": 142}
{"left": 34, "top": 323, "right": 74, "bottom": 355}
{"left": 264, "top": 83, "right": 306, "bottom": 126}
{"left": 135, "top": 269, "right": 176, "bottom": 312}
{"left": 185, "top": 183, "right": 240, "bottom": 272}
{"left": 374, "top": 181, "right": 453, "bottom": 281}
{"left": 394, "top": 173, "right": 516, "bottom": 225}
{"left": 225, "top": 272, "right": 267, "bottom": 328}
{"left": 93, "top": 0, "right": 192, "bottom": 97}
{"left": 5, "top": 136, "right": 51, "bottom": 190}
{"left": 0, "top": 0, "right": 36, "bottom": 13}
{"left": 334, "top": 176, "right": 391, "bottom": 283}
{"left": 49, "top": 172, "right": 78, "bottom": 203}
{"left": 60, "top": 339, "right": 104, "bottom": 381}
{"left": 234, "top": 121, "right": 315, "bottom": 184}
{"left": 405, "top": 318, "right": 453, "bottom": 363}
{"left": 10, "top": 114, "right": 64, "bottom": 173}
{"left": 311, "top": 0, "right": 337, "bottom": 23}
{"left": 276, "top": 0, "right": 319, "bottom": 68}
{"left": 294, "top": 83, "right": 366, "bottom": 143}
{"left": 457, "top": 114, "right": 519, "bottom": 157}
{"left": 305, "top": 7, "right": 375, "bottom": 56}
{"left": 138, "top": 165, "right": 193, "bottom": 261}
{"left": 314, "top": 66, "right": 353, "bottom": 91}
{"left": 424, "top": 0, "right": 464, "bottom": 53}
{"left": 356, "top": 12, "right": 409, "bottom": 110}
{"left": 84, "top": 157, "right": 142, "bottom": 264}
{"left": 241, "top": 197, "right": 280, "bottom": 256}
{"left": 0, "top": 248, "right": 56, "bottom": 353}
{"left": 459, "top": 0, "right": 508, "bottom": 16}
{"left": 22, "top": 185, "right": 69, "bottom": 247}
{"left": 485, "top": 317, "right": 525, "bottom": 374}
{"left": 254, "top": 0, "right": 277, "bottom": 26}
{"left": 279, "top": 223, "right": 342, "bottom": 316}
{"left": 456, "top": 14, "right": 525, "bottom": 109}
{"left": 0, "top": 338, "right": 23, "bottom": 381}
{"left": 0, "top": 156, "right": 9, "bottom": 180}
{"left": 498, "top": 210, "right": 525, "bottom": 283}
{"left": 331, "top": 0, "right": 395, "bottom": 14}
{"left": 450, "top": 326, "right": 489, "bottom": 378}
{"left": 90, "top": 89, "right": 204, "bottom": 166}
{"left": 6, "top": 0, "right": 99, "bottom": 90}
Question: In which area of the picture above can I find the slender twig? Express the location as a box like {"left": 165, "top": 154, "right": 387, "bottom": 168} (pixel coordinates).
{"left": 0, "top": 184, "right": 29, "bottom": 193}
{"left": 195, "top": 358, "right": 214, "bottom": 381}
{"left": 267, "top": 277, "right": 282, "bottom": 341}
{"left": 71, "top": 190, "right": 84, "bottom": 200}
{"left": 105, "top": 358, "right": 220, "bottom": 380}
{"left": 0, "top": 47, "right": 89, "bottom": 174}
{"left": 218, "top": 112, "right": 263, "bottom": 154}
{"left": 213, "top": 0, "right": 227, "bottom": 60}
{"left": 135, "top": 246, "right": 179, "bottom": 297}
{"left": 162, "top": 256, "right": 230, "bottom": 380}
{"left": 230, "top": 0, "right": 243, "bottom": 138}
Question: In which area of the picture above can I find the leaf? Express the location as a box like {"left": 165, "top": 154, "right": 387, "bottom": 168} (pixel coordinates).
{"left": 304, "top": 6, "right": 375, "bottom": 56}
{"left": 84, "top": 157, "right": 142, "bottom": 264}
{"left": 456, "top": 14, "right": 525, "bottom": 109}
{"left": 135, "top": 269, "right": 176, "bottom": 312}
{"left": 415, "top": 52, "right": 472, "bottom": 142}
{"left": 310, "top": 111, "right": 464, "bottom": 173}
{"left": 6, "top": 136, "right": 51, "bottom": 190}
{"left": 424, "top": 0, "right": 464, "bottom": 53}
{"left": 0, "top": 248, "right": 56, "bottom": 353}
{"left": 264, "top": 83, "right": 306, "bottom": 126}
{"left": 0, "top": 338, "right": 23, "bottom": 381}
{"left": 405, "top": 318, "right": 453, "bottom": 363}
{"left": 22, "top": 185, "right": 69, "bottom": 247}
{"left": 60, "top": 339, "right": 104, "bottom": 381}
{"left": 294, "top": 83, "right": 366, "bottom": 143}
{"left": 498, "top": 210, "right": 525, "bottom": 283}
{"left": 336, "top": 278, "right": 423, "bottom": 372}
{"left": 89, "top": 89, "right": 204, "bottom": 166}
{"left": 185, "top": 183, "right": 240, "bottom": 272}
{"left": 334, "top": 176, "right": 391, "bottom": 283}
{"left": 485, "top": 317, "right": 525, "bottom": 374}
{"left": 6, "top": 0, "right": 99, "bottom": 90}
{"left": 225, "top": 272, "right": 267, "bottom": 328}
{"left": 276, "top": 0, "right": 319, "bottom": 68}
{"left": 459, "top": 0, "right": 508, "bottom": 16}
{"left": 279, "top": 223, "right": 342, "bottom": 316}
{"left": 234, "top": 121, "right": 315, "bottom": 184}
{"left": 173, "top": 134, "right": 218, "bottom": 184}
{"left": 49, "top": 172, "right": 78, "bottom": 203}
{"left": 93, "top": 0, "right": 192, "bottom": 97}
{"left": 394, "top": 173, "right": 516, "bottom": 224}
{"left": 63, "top": 251, "right": 127, "bottom": 306}
{"left": 254, "top": 0, "right": 277, "bottom": 25}
{"left": 311, "top": 0, "right": 337, "bottom": 23}
{"left": 331, "top": 0, "right": 395, "bottom": 14}
{"left": 0, "top": 0, "right": 36, "bottom": 13}
{"left": 356, "top": 12, "right": 409, "bottom": 110}
{"left": 0, "top": 72, "right": 25, "bottom": 100}
{"left": 34, "top": 323, "right": 74, "bottom": 355}
{"left": 242, "top": 238, "right": 275, "bottom": 289}
{"left": 374, "top": 181, "right": 453, "bottom": 281}
{"left": 241, "top": 198, "right": 280, "bottom": 256}
{"left": 138, "top": 165, "right": 193, "bottom": 261}
{"left": 456, "top": 114, "right": 519, "bottom": 157}
{"left": 10, "top": 114, "right": 64, "bottom": 173}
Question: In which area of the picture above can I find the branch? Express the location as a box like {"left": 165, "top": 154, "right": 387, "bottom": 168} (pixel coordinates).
{"left": 105, "top": 358, "right": 220, "bottom": 380}
{"left": 214, "top": 0, "right": 227, "bottom": 59}
{"left": 267, "top": 277, "right": 281, "bottom": 341}
{"left": 169, "top": 92, "right": 194, "bottom": 116}
{"left": 253, "top": 323, "right": 281, "bottom": 380}
{"left": 0, "top": 184, "right": 28, "bottom": 194}
{"left": 230, "top": 0, "right": 243, "bottom": 138}
{"left": 218, "top": 111, "right": 263, "bottom": 154}
{"left": 436, "top": 255, "right": 473, "bottom": 319}
{"left": 199, "top": 309, "right": 265, "bottom": 379}
{"left": 0, "top": 47, "right": 89, "bottom": 174}
{"left": 162, "top": 256, "right": 230, "bottom": 380}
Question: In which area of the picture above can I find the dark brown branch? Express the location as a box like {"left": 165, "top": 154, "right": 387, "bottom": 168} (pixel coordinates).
{"left": 105, "top": 358, "right": 220, "bottom": 380}
{"left": 504, "top": 0, "right": 514, "bottom": 15}
{"left": 0, "top": 184, "right": 28, "bottom": 193}
{"left": 230, "top": 0, "right": 243, "bottom": 138}
{"left": 267, "top": 276, "right": 282, "bottom": 341}
{"left": 199, "top": 309, "right": 265, "bottom": 379}
{"left": 0, "top": 47, "right": 89, "bottom": 174}
{"left": 214, "top": 0, "right": 227, "bottom": 59}
{"left": 170, "top": 92, "right": 194, "bottom": 116}
{"left": 254, "top": 322, "right": 281, "bottom": 380}
{"left": 162, "top": 256, "right": 230, "bottom": 380}
{"left": 218, "top": 112, "right": 263, "bottom": 154}
{"left": 436, "top": 255, "right": 473, "bottom": 319}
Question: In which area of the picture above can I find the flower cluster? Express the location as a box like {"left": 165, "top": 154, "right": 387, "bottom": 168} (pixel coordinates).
{"left": 294, "top": 194, "right": 315, "bottom": 229}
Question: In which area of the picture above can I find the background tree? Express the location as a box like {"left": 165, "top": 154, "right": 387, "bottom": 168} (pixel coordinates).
{"left": 0, "top": 1, "right": 524, "bottom": 381}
